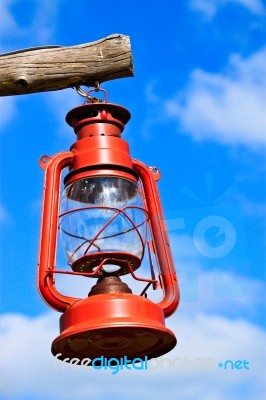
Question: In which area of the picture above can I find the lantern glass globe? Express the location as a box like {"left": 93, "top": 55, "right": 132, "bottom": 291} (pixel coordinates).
{"left": 59, "top": 176, "right": 148, "bottom": 267}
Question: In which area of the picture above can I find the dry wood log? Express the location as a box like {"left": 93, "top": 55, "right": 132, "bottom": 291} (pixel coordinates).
{"left": 0, "top": 34, "right": 133, "bottom": 96}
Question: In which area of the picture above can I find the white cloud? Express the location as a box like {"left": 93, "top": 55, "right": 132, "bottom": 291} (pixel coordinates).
{"left": 0, "top": 203, "right": 11, "bottom": 223}
{"left": 0, "top": 0, "right": 63, "bottom": 133}
{"left": 190, "top": 0, "right": 220, "bottom": 17}
{"left": 47, "top": 88, "right": 83, "bottom": 144}
{"left": 2, "top": 230, "right": 263, "bottom": 399}
{"left": 168, "top": 233, "right": 265, "bottom": 322}
{"left": 0, "top": 0, "right": 19, "bottom": 39}
{"left": 162, "top": 48, "right": 266, "bottom": 148}
{"left": 190, "top": 0, "right": 265, "bottom": 18}
{"left": 1, "top": 230, "right": 264, "bottom": 399}
{"left": 29, "top": 0, "right": 63, "bottom": 44}
{"left": 0, "top": 0, "right": 62, "bottom": 48}
{"left": 0, "top": 310, "right": 265, "bottom": 399}
{"left": 235, "top": 0, "right": 265, "bottom": 14}
{"left": 0, "top": 97, "right": 16, "bottom": 133}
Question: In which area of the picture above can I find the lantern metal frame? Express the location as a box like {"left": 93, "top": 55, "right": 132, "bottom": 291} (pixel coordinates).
{"left": 37, "top": 92, "right": 180, "bottom": 363}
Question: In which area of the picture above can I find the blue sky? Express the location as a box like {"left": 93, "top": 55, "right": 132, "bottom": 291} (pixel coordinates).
{"left": 0, "top": 0, "right": 265, "bottom": 399}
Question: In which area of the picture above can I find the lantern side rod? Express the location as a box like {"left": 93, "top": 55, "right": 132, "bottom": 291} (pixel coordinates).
{"left": 132, "top": 159, "right": 180, "bottom": 317}
{"left": 37, "top": 151, "right": 79, "bottom": 312}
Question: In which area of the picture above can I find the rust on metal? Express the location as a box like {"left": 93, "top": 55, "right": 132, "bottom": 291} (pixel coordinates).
{"left": 88, "top": 276, "right": 132, "bottom": 296}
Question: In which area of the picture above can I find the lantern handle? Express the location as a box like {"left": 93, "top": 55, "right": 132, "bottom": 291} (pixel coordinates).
{"left": 132, "top": 159, "right": 180, "bottom": 317}
{"left": 37, "top": 151, "right": 79, "bottom": 312}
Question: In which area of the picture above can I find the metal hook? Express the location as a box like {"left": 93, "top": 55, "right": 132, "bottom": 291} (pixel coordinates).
{"left": 94, "top": 80, "right": 100, "bottom": 92}
{"left": 74, "top": 81, "right": 108, "bottom": 103}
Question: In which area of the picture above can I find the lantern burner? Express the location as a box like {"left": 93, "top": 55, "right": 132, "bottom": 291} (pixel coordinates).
{"left": 71, "top": 252, "right": 141, "bottom": 275}
{"left": 88, "top": 275, "right": 132, "bottom": 296}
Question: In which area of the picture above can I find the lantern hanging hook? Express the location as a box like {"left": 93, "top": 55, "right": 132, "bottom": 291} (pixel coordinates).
{"left": 94, "top": 80, "right": 100, "bottom": 92}
{"left": 75, "top": 81, "right": 108, "bottom": 103}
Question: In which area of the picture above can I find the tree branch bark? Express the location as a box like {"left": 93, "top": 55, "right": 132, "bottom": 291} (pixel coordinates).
{"left": 0, "top": 34, "right": 134, "bottom": 97}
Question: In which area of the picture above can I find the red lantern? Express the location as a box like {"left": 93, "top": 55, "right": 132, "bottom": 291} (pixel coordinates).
{"left": 37, "top": 87, "right": 180, "bottom": 364}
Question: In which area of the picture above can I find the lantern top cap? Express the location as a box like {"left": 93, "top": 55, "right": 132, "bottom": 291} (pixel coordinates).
{"left": 65, "top": 102, "right": 131, "bottom": 128}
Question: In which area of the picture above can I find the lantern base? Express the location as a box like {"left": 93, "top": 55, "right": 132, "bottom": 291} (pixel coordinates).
{"left": 51, "top": 293, "right": 176, "bottom": 365}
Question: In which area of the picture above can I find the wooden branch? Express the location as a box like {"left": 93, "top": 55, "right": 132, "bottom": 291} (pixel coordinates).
{"left": 0, "top": 34, "right": 134, "bottom": 97}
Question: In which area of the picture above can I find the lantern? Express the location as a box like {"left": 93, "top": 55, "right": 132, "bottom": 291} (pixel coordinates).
{"left": 37, "top": 86, "right": 180, "bottom": 364}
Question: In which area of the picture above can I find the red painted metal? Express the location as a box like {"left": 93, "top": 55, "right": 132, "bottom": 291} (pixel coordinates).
{"left": 132, "top": 160, "right": 180, "bottom": 317}
{"left": 51, "top": 293, "right": 176, "bottom": 362}
{"left": 37, "top": 98, "right": 180, "bottom": 361}
{"left": 38, "top": 151, "right": 78, "bottom": 312}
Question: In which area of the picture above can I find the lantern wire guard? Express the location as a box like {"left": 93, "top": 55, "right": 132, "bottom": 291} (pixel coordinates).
{"left": 37, "top": 84, "right": 180, "bottom": 365}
